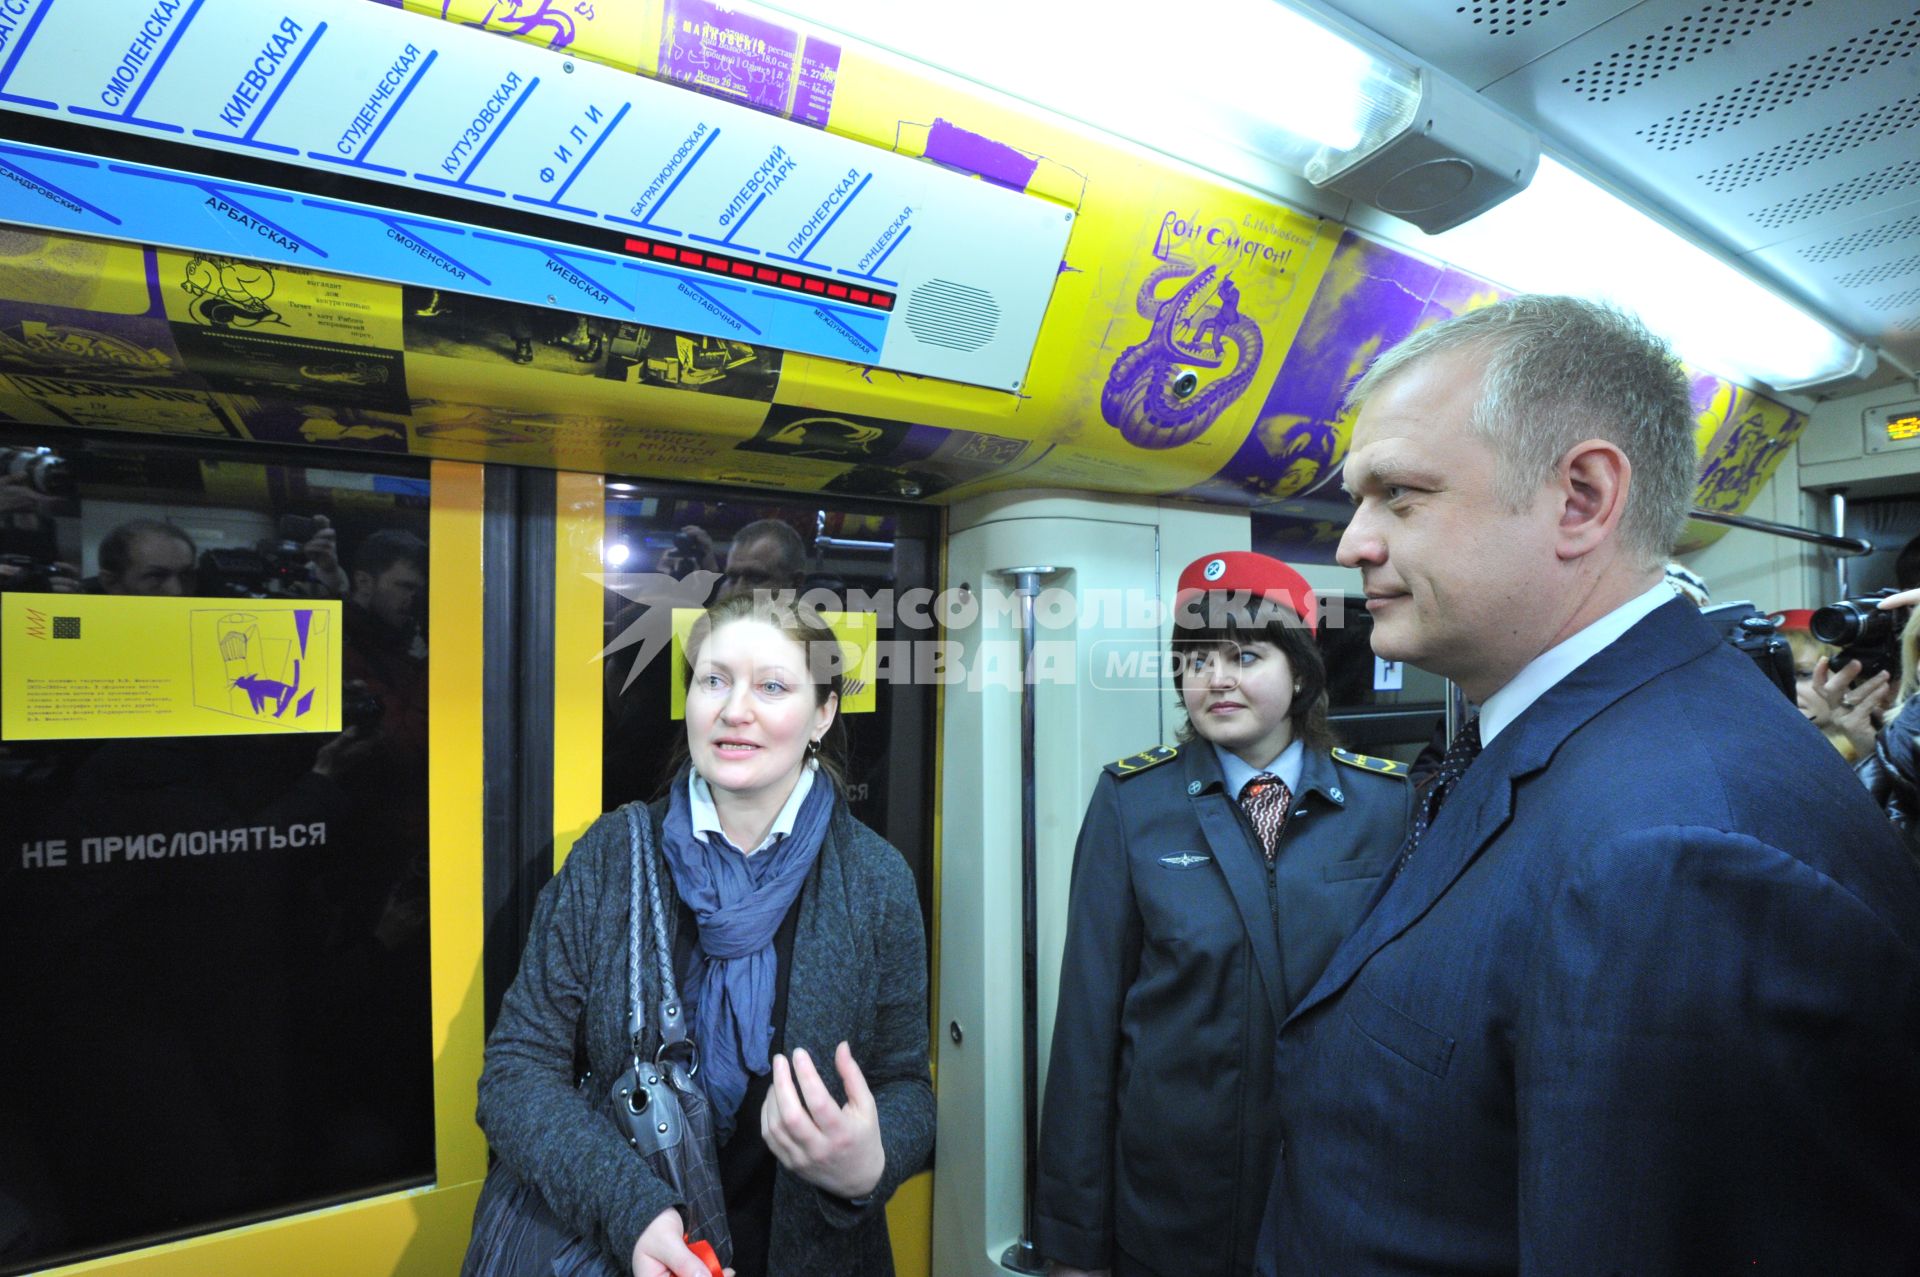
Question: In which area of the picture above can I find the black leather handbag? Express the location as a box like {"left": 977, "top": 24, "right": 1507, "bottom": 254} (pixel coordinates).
{"left": 461, "top": 805, "right": 733, "bottom": 1275}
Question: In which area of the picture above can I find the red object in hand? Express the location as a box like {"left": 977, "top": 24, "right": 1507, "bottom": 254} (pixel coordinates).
{"left": 686, "top": 1237, "right": 724, "bottom": 1277}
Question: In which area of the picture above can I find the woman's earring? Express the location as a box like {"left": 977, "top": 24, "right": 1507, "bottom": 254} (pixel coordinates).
{"left": 807, "top": 738, "right": 820, "bottom": 754}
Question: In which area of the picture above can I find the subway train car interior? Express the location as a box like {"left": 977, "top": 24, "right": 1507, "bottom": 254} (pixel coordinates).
{"left": 1, "top": 0, "right": 1918, "bottom": 1273}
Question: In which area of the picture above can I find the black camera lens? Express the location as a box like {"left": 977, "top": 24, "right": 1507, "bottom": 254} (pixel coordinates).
{"left": 341, "top": 685, "right": 385, "bottom": 732}
{"left": 1810, "top": 593, "right": 1896, "bottom": 648}
{"left": 1, "top": 446, "right": 73, "bottom": 498}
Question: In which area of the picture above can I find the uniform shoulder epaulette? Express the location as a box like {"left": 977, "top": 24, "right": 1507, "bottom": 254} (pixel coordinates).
{"left": 1330, "top": 747, "right": 1409, "bottom": 778}
{"left": 1104, "top": 744, "right": 1179, "bottom": 777}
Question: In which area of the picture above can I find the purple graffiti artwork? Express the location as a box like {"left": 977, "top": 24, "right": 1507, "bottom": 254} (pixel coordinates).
{"left": 441, "top": 0, "right": 579, "bottom": 50}
{"left": 233, "top": 661, "right": 303, "bottom": 719}
{"left": 1103, "top": 261, "right": 1264, "bottom": 450}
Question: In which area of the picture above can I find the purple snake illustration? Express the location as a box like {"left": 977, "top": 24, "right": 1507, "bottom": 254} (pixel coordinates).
{"left": 442, "top": 0, "right": 578, "bottom": 49}
{"left": 1103, "top": 261, "right": 1264, "bottom": 450}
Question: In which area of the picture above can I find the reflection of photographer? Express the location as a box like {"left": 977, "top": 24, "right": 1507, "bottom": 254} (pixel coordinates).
{"left": 654, "top": 523, "right": 718, "bottom": 581}
{"left": 342, "top": 529, "right": 428, "bottom": 760}
{"left": 1, "top": 445, "right": 71, "bottom": 501}
{"left": 0, "top": 447, "right": 78, "bottom": 592}
{"left": 194, "top": 514, "right": 349, "bottom": 599}
{"left": 1857, "top": 588, "right": 1920, "bottom": 865}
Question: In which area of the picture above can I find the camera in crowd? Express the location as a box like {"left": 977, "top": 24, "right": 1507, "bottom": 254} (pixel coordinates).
{"left": 1812, "top": 589, "right": 1911, "bottom": 681}
{"left": 341, "top": 683, "right": 385, "bottom": 734}
{"left": 0, "top": 445, "right": 73, "bottom": 498}
{"left": 0, "top": 552, "right": 76, "bottom": 592}
{"left": 196, "top": 514, "right": 327, "bottom": 598}
{"left": 1700, "top": 601, "right": 1796, "bottom": 703}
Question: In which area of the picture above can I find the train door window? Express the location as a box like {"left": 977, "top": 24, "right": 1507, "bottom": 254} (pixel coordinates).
{"left": 1317, "top": 592, "right": 1449, "bottom": 764}
{"left": 0, "top": 430, "right": 435, "bottom": 1272}
{"left": 600, "top": 486, "right": 937, "bottom": 920}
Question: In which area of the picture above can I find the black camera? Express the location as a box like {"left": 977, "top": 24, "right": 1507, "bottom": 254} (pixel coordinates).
{"left": 1700, "top": 601, "right": 1795, "bottom": 703}
{"left": 0, "top": 446, "right": 72, "bottom": 498}
{"left": 1811, "top": 589, "right": 1909, "bottom": 681}
{"left": 0, "top": 552, "right": 75, "bottom": 592}
{"left": 672, "top": 529, "right": 701, "bottom": 558}
{"left": 341, "top": 683, "right": 385, "bottom": 733}
{"left": 195, "top": 516, "right": 325, "bottom": 598}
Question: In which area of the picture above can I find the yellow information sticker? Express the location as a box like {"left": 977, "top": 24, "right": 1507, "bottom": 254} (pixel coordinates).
{"left": 668, "top": 607, "right": 878, "bottom": 720}
{"left": 2, "top": 595, "right": 343, "bottom": 741}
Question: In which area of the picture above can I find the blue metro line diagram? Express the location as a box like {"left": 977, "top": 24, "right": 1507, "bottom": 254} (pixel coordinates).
{"left": 0, "top": 0, "right": 1071, "bottom": 388}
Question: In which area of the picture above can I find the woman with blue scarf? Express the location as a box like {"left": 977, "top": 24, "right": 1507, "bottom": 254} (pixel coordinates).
{"left": 475, "top": 594, "right": 934, "bottom": 1277}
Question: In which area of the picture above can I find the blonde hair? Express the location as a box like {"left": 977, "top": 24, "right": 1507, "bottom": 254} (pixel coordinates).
{"left": 1784, "top": 629, "right": 1834, "bottom": 677}
{"left": 1900, "top": 606, "right": 1920, "bottom": 709}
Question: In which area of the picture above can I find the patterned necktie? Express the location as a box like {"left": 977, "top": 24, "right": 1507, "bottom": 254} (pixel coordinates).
{"left": 1240, "top": 773, "right": 1292, "bottom": 862}
{"left": 1397, "top": 714, "right": 1482, "bottom": 875}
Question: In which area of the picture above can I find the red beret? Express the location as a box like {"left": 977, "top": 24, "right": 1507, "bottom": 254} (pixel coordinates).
{"left": 1176, "top": 551, "right": 1316, "bottom": 633}
{"left": 1768, "top": 608, "right": 1815, "bottom": 633}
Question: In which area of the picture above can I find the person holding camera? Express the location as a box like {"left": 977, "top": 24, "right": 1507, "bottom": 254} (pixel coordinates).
{"left": 1777, "top": 608, "right": 1893, "bottom": 761}
{"left": 1857, "top": 588, "right": 1920, "bottom": 863}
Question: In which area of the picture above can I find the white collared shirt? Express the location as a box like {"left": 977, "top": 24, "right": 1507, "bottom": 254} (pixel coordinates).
{"left": 688, "top": 761, "right": 817, "bottom": 856}
{"left": 1478, "top": 582, "right": 1677, "bottom": 745}
{"left": 1214, "top": 737, "right": 1305, "bottom": 800}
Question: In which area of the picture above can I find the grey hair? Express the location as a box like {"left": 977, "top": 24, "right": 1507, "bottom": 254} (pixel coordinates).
{"left": 1344, "top": 295, "right": 1697, "bottom": 568}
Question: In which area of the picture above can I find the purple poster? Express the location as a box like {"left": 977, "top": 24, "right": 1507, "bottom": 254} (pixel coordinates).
{"left": 1183, "top": 230, "right": 1505, "bottom": 512}
{"left": 659, "top": 0, "right": 840, "bottom": 128}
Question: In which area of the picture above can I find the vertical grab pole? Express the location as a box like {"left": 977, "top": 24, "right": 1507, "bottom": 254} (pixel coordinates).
{"left": 994, "top": 564, "right": 1058, "bottom": 1276}
{"left": 1831, "top": 490, "right": 1851, "bottom": 599}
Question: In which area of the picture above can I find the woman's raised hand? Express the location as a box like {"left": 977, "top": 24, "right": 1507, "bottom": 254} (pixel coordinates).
{"left": 760, "top": 1042, "right": 886, "bottom": 1201}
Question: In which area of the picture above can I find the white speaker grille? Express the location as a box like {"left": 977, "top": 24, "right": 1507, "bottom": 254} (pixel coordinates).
{"left": 1835, "top": 254, "right": 1920, "bottom": 290}
{"left": 903, "top": 279, "right": 1000, "bottom": 352}
{"left": 1801, "top": 212, "right": 1920, "bottom": 262}
{"left": 1751, "top": 155, "right": 1920, "bottom": 230}
{"left": 1635, "top": 9, "right": 1920, "bottom": 151}
{"left": 1697, "top": 93, "right": 1920, "bottom": 192}
{"left": 1565, "top": 1, "right": 1810, "bottom": 104}
{"left": 1867, "top": 285, "right": 1920, "bottom": 312}
{"left": 1456, "top": 2, "right": 1568, "bottom": 37}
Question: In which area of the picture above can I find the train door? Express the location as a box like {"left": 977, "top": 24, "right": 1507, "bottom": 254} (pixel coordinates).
{"left": 540, "top": 472, "right": 943, "bottom": 1276}
{"left": 0, "top": 429, "right": 489, "bottom": 1274}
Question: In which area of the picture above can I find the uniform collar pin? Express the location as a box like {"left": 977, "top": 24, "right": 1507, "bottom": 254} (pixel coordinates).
{"left": 1186, "top": 780, "right": 1203, "bottom": 795}
{"left": 1330, "top": 786, "right": 1344, "bottom": 803}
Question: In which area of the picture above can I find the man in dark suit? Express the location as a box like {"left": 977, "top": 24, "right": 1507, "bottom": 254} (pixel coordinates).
{"left": 1260, "top": 295, "right": 1920, "bottom": 1273}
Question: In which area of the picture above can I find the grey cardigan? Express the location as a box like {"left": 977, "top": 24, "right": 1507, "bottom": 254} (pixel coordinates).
{"left": 475, "top": 796, "right": 934, "bottom": 1276}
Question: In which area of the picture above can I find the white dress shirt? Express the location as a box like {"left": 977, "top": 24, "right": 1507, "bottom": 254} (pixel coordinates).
{"left": 1478, "top": 582, "right": 1677, "bottom": 745}
{"left": 688, "top": 760, "right": 817, "bottom": 855}
{"left": 1214, "top": 737, "right": 1306, "bottom": 800}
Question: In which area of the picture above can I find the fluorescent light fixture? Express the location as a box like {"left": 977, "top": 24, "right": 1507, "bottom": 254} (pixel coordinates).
{"left": 1413, "top": 156, "right": 1866, "bottom": 390}
{"left": 752, "top": 0, "right": 1417, "bottom": 176}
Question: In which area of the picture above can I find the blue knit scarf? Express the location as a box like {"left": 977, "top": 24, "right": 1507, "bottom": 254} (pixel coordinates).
{"left": 659, "top": 766, "right": 834, "bottom": 1141}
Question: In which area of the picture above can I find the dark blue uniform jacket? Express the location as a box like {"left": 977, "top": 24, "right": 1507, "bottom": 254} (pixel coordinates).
{"left": 1260, "top": 597, "right": 1920, "bottom": 1274}
{"left": 1034, "top": 739, "right": 1410, "bottom": 1277}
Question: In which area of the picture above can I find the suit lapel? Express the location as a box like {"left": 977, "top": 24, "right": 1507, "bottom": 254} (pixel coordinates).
{"left": 1285, "top": 598, "right": 1722, "bottom": 1026}
{"left": 1184, "top": 747, "right": 1291, "bottom": 1025}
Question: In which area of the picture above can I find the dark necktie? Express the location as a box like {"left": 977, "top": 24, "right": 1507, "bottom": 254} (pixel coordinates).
{"left": 1397, "top": 714, "right": 1482, "bottom": 875}
{"left": 1239, "top": 773, "right": 1292, "bottom": 861}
